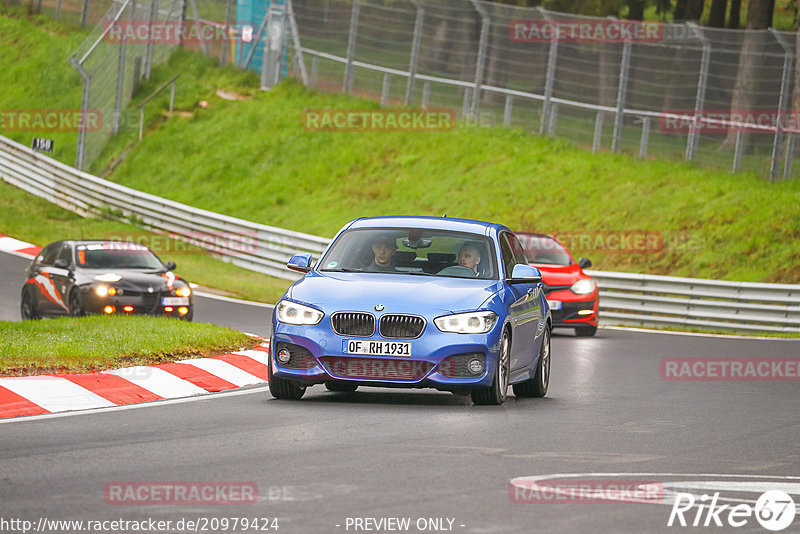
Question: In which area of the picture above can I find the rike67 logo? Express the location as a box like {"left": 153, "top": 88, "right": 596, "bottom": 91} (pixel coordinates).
{"left": 669, "top": 490, "right": 796, "bottom": 531}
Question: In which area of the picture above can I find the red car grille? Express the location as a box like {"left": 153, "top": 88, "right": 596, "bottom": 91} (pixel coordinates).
{"left": 320, "top": 357, "right": 432, "bottom": 381}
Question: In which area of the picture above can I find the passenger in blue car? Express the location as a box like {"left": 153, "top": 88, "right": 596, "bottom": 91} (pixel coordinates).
{"left": 368, "top": 235, "right": 397, "bottom": 272}
{"left": 457, "top": 242, "right": 482, "bottom": 276}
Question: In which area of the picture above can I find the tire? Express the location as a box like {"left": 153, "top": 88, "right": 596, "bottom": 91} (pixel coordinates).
{"left": 325, "top": 381, "right": 358, "bottom": 393}
{"left": 513, "top": 328, "right": 550, "bottom": 398}
{"left": 268, "top": 363, "right": 306, "bottom": 400}
{"left": 20, "top": 287, "right": 40, "bottom": 320}
{"left": 575, "top": 325, "right": 597, "bottom": 337}
{"left": 68, "top": 290, "right": 85, "bottom": 317}
{"left": 472, "top": 329, "right": 510, "bottom": 405}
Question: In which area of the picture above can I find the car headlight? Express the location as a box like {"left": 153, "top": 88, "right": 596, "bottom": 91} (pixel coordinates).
{"left": 95, "top": 285, "right": 117, "bottom": 297}
{"left": 276, "top": 300, "right": 324, "bottom": 325}
{"left": 175, "top": 286, "right": 191, "bottom": 297}
{"left": 434, "top": 311, "right": 497, "bottom": 334}
{"left": 570, "top": 278, "right": 596, "bottom": 295}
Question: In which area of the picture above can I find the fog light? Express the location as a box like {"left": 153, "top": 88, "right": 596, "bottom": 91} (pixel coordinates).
{"left": 123, "top": 305, "right": 134, "bottom": 313}
{"left": 577, "top": 309, "right": 594, "bottom": 316}
{"left": 277, "top": 348, "right": 291, "bottom": 364}
{"left": 103, "top": 305, "right": 115, "bottom": 314}
{"left": 178, "top": 307, "right": 189, "bottom": 316}
{"left": 108, "top": 288, "right": 117, "bottom": 296}
{"left": 468, "top": 357, "right": 484, "bottom": 375}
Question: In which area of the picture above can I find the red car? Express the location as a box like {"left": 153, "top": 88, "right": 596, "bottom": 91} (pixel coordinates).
{"left": 516, "top": 233, "right": 599, "bottom": 337}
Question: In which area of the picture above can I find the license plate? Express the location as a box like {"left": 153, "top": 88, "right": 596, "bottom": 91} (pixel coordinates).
{"left": 547, "top": 299, "right": 562, "bottom": 311}
{"left": 162, "top": 297, "right": 189, "bottom": 306}
{"left": 342, "top": 339, "right": 412, "bottom": 357}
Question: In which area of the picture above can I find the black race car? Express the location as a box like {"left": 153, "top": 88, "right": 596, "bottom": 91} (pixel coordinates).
{"left": 20, "top": 240, "right": 194, "bottom": 321}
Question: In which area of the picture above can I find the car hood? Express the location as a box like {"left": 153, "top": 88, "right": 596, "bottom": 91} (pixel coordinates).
{"left": 530, "top": 262, "right": 584, "bottom": 286}
{"left": 287, "top": 272, "right": 501, "bottom": 314}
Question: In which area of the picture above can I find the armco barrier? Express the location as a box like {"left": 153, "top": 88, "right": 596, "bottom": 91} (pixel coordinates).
{"left": 0, "top": 135, "right": 327, "bottom": 280}
{"left": 587, "top": 270, "right": 800, "bottom": 333}
{"left": 2, "top": 134, "right": 799, "bottom": 333}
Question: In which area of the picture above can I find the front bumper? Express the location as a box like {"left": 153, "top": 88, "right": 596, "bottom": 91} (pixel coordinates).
{"left": 81, "top": 289, "right": 193, "bottom": 318}
{"left": 546, "top": 291, "right": 599, "bottom": 328}
{"left": 270, "top": 322, "right": 504, "bottom": 392}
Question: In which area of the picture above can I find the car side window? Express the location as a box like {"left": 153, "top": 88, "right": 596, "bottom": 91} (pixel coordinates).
{"left": 507, "top": 233, "right": 529, "bottom": 265}
{"left": 56, "top": 244, "right": 73, "bottom": 268}
{"left": 499, "top": 234, "right": 516, "bottom": 278}
{"left": 37, "top": 244, "right": 60, "bottom": 266}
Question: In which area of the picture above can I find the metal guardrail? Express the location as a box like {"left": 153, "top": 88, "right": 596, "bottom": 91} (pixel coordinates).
{"left": 0, "top": 135, "right": 327, "bottom": 281}
{"left": 586, "top": 270, "right": 800, "bottom": 333}
{"left": 2, "top": 133, "right": 799, "bottom": 332}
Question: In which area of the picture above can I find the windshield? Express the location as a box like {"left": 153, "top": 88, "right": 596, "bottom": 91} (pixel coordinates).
{"left": 516, "top": 234, "right": 573, "bottom": 266}
{"left": 76, "top": 242, "right": 166, "bottom": 270}
{"left": 318, "top": 228, "right": 498, "bottom": 280}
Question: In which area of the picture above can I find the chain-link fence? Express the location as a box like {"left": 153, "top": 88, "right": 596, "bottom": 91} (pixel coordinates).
{"left": 69, "top": 0, "right": 183, "bottom": 169}
{"left": 290, "top": 0, "right": 800, "bottom": 180}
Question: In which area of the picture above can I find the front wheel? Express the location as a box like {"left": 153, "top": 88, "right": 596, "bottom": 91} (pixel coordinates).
{"left": 268, "top": 364, "right": 306, "bottom": 400}
{"left": 472, "top": 329, "right": 510, "bottom": 405}
{"left": 575, "top": 325, "right": 597, "bottom": 337}
{"left": 68, "top": 290, "right": 85, "bottom": 317}
{"left": 513, "top": 328, "right": 550, "bottom": 398}
{"left": 20, "top": 287, "right": 40, "bottom": 320}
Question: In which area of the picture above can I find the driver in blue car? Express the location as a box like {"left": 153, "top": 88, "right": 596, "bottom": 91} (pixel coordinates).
{"left": 457, "top": 242, "right": 481, "bottom": 276}
{"left": 368, "top": 235, "right": 397, "bottom": 271}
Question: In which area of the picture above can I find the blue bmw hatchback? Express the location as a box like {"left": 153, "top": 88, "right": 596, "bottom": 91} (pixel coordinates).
{"left": 270, "top": 216, "right": 552, "bottom": 405}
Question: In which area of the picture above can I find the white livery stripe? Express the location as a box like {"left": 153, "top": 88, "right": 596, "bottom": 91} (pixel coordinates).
{"left": 175, "top": 358, "right": 263, "bottom": 387}
{"left": 231, "top": 349, "right": 269, "bottom": 366}
{"left": 102, "top": 367, "right": 207, "bottom": 398}
{"left": 0, "top": 376, "right": 115, "bottom": 412}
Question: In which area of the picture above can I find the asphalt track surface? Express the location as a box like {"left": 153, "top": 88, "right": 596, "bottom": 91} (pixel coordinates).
{"left": 1, "top": 250, "right": 799, "bottom": 533}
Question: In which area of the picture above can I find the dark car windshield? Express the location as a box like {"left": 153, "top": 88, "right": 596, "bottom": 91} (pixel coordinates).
{"left": 517, "top": 234, "right": 573, "bottom": 266}
{"left": 76, "top": 243, "right": 166, "bottom": 270}
{"left": 318, "top": 228, "right": 498, "bottom": 280}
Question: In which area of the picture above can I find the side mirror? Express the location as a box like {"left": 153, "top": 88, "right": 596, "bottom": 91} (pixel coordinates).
{"left": 509, "top": 264, "right": 542, "bottom": 284}
{"left": 54, "top": 259, "right": 69, "bottom": 269}
{"left": 578, "top": 257, "right": 592, "bottom": 269}
{"left": 165, "top": 261, "right": 177, "bottom": 271}
{"left": 287, "top": 253, "right": 312, "bottom": 273}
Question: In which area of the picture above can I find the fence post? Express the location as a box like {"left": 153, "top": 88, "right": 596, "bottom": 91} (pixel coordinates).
{"left": 220, "top": 0, "right": 234, "bottom": 66}
{"left": 639, "top": 117, "right": 650, "bottom": 159}
{"left": 770, "top": 29, "right": 793, "bottom": 182}
{"left": 112, "top": 1, "right": 130, "bottom": 135}
{"left": 343, "top": 0, "right": 360, "bottom": 94}
{"left": 784, "top": 134, "right": 795, "bottom": 179}
{"left": 503, "top": 95, "right": 513, "bottom": 126}
{"left": 286, "top": 0, "right": 308, "bottom": 85}
{"left": 56, "top": 0, "right": 62, "bottom": 17}
{"left": 405, "top": 0, "right": 424, "bottom": 106}
{"left": 69, "top": 56, "right": 91, "bottom": 171}
{"left": 733, "top": 129, "right": 744, "bottom": 172}
{"left": 144, "top": 0, "right": 156, "bottom": 79}
{"left": 421, "top": 80, "right": 430, "bottom": 109}
{"left": 592, "top": 111, "right": 604, "bottom": 153}
{"left": 81, "top": 0, "right": 89, "bottom": 27}
{"left": 612, "top": 35, "right": 631, "bottom": 153}
{"left": 686, "top": 23, "right": 710, "bottom": 161}
{"left": 188, "top": 0, "right": 209, "bottom": 56}
{"left": 310, "top": 56, "right": 319, "bottom": 88}
{"left": 467, "top": 0, "right": 490, "bottom": 118}
{"left": 540, "top": 10, "right": 559, "bottom": 135}
{"left": 381, "top": 74, "right": 391, "bottom": 106}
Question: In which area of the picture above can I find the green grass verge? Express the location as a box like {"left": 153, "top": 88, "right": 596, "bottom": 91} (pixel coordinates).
{"left": 0, "top": 315, "right": 259, "bottom": 376}
{"left": 0, "top": 180, "right": 293, "bottom": 303}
